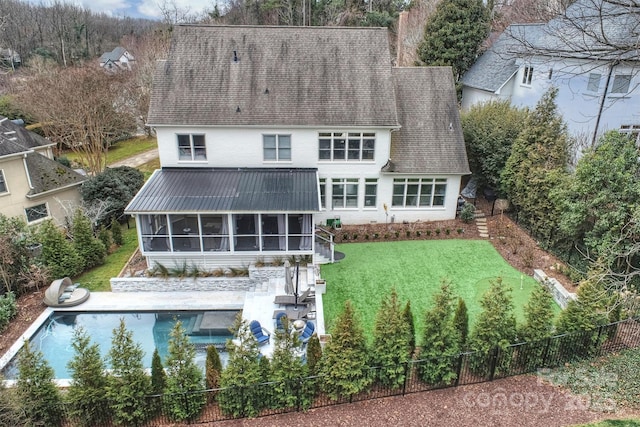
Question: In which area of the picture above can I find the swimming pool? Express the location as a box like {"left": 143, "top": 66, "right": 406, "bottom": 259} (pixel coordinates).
{"left": 1, "top": 310, "right": 236, "bottom": 380}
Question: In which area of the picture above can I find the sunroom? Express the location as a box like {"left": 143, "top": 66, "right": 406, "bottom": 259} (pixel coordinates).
{"left": 125, "top": 168, "right": 321, "bottom": 269}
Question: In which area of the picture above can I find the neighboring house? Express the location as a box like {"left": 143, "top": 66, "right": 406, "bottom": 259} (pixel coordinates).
{"left": 126, "top": 25, "right": 469, "bottom": 269}
{"left": 461, "top": 0, "right": 640, "bottom": 149}
{"left": 0, "top": 48, "right": 21, "bottom": 69}
{"left": 99, "top": 47, "right": 135, "bottom": 71}
{"left": 0, "top": 117, "right": 86, "bottom": 226}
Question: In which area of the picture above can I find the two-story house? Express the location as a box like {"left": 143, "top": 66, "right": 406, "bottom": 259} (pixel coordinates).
{"left": 461, "top": 0, "right": 640, "bottom": 149}
{"left": 99, "top": 47, "right": 135, "bottom": 72}
{"left": 0, "top": 117, "right": 86, "bottom": 226}
{"left": 125, "top": 25, "right": 469, "bottom": 269}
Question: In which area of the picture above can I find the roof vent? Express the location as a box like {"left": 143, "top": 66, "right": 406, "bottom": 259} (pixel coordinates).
{"left": 236, "top": 106, "right": 241, "bottom": 113}
{"left": 264, "top": 88, "right": 269, "bottom": 94}
{"left": 449, "top": 122, "right": 453, "bottom": 131}
{"left": 233, "top": 50, "right": 239, "bottom": 62}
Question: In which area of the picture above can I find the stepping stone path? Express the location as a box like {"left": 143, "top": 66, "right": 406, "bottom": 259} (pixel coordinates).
{"left": 475, "top": 209, "right": 489, "bottom": 238}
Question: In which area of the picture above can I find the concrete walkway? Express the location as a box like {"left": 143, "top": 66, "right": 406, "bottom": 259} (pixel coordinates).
{"left": 109, "top": 148, "right": 159, "bottom": 168}
{"left": 475, "top": 209, "right": 489, "bottom": 238}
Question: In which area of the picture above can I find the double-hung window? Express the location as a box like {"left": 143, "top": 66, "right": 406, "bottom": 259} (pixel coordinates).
{"left": 25, "top": 203, "right": 49, "bottom": 223}
{"left": 611, "top": 75, "right": 632, "bottom": 94}
{"left": 319, "top": 132, "right": 375, "bottom": 161}
{"left": 319, "top": 178, "right": 327, "bottom": 209}
{"left": 522, "top": 66, "right": 533, "bottom": 86}
{"left": 587, "top": 73, "right": 601, "bottom": 93}
{"left": 0, "top": 170, "right": 7, "bottom": 194}
{"left": 392, "top": 178, "right": 447, "bottom": 207}
{"left": 332, "top": 178, "right": 358, "bottom": 209}
{"left": 263, "top": 134, "right": 291, "bottom": 161}
{"left": 364, "top": 179, "right": 377, "bottom": 207}
{"left": 177, "top": 134, "right": 206, "bottom": 161}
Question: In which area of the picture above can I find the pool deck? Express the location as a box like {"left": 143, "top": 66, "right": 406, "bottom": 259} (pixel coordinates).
{"left": 0, "top": 270, "right": 325, "bottom": 383}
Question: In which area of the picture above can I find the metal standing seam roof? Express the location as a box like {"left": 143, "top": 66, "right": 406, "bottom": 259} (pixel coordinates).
{"left": 125, "top": 168, "right": 319, "bottom": 213}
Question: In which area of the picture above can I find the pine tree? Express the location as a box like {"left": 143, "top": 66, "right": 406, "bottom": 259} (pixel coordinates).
{"left": 370, "top": 289, "right": 410, "bottom": 388}
{"left": 0, "top": 380, "right": 28, "bottom": 426}
{"left": 318, "top": 300, "right": 371, "bottom": 400}
{"left": 205, "top": 345, "right": 223, "bottom": 390}
{"left": 306, "top": 334, "right": 323, "bottom": 375}
{"left": 110, "top": 218, "right": 124, "bottom": 246}
{"left": 16, "top": 340, "right": 64, "bottom": 426}
{"left": 67, "top": 327, "right": 110, "bottom": 426}
{"left": 72, "top": 209, "right": 106, "bottom": 270}
{"left": 270, "top": 321, "right": 311, "bottom": 409}
{"left": 107, "top": 319, "right": 151, "bottom": 426}
{"left": 520, "top": 285, "right": 555, "bottom": 342}
{"left": 418, "top": 281, "right": 460, "bottom": 385}
{"left": 556, "top": 276, "right": 609, "bottom": 334}
{"left": 150, "top": 349, "right": 166, "bottom": 394}
{"left": 98, "top": 225, "right": 113, "bottom": 253}
{"left": 37, "top": 219, "right": 83, "bottom": 278}
{"left": 164, "top": 320, "right": 206, "bottom": 422}
{"left": 403, "top": 300, "right": 416, "bottom": 355}
{"left": 218, "top": 320, "right": 264, "bottom": 417}
{"left": 501, "top": 87, "right": 570, "bottom": 247}
{"left": 453, "top": 298, "right": 469, "bottom": 350}
{"left": 418, "top": 0, "right": 490, "bottom": 81}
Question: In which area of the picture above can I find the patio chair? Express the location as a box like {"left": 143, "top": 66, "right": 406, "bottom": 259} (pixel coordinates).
{"left": 274, "top": 312, "right": 288, "bottom": 332}
{"left": 299, "top": 321, "right": 316, "bottom": 344}
{"left": 249, "top": 320, "right": 271, "bottom": 345}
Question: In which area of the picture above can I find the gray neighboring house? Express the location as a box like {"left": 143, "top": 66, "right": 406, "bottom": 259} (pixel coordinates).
{"left": 461, "top": 0, "right": 640, "bottom": 149}
{"left": 0, "top": 117, "right": 86, "bottom": 226}
{"left": 126, "top": 25, "right": 470, "bottom": 269}
{"left": 99, "top": 46, "right": 135, "bottom": 71}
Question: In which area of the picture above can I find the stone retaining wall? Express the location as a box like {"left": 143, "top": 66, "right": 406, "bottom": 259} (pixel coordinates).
{"left": 110, "top": 277, "right": 257, "bottom": 292}
{"left": 533, "top": 269, "right": 577, "bottom": 309}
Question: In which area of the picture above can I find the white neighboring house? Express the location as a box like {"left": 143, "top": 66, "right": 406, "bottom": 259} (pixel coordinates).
{"left": 461, "top": 0, "right": 640, "bottom": 150}
{"left": 125, "top": 25, "right": 470, "bottom": 269}
{"left": 99, "top": 47, "right": 135, "bottom": 71}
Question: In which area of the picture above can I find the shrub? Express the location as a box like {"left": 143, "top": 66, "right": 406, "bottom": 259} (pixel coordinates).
{"left": 384, "top": 233, "right": 390, "bottom": 239}
{"left": 460, "top": 203, "right": 476, "bottom": 223}
{"left": 426, "top": 230, "right": 432, "bottom": 236}
{"left": 373, "top": 233, "right": 379, "bottom": 239}
{"left": 435, "top": 228, "right": 441, "bottom": 235}
{"left": 352, "top": 233, "right": 358, "bottom": 240}
{"left": 416, "top": 230, "right": 422, "bottom": 237}
{"left": 445, "top": 228, "right": 451, "bottom": 235}
{"left": 151, "top": 349, "right": 166, "bottom": 394}
{"left": 306, "top": 335, "right": 323, "bottom": 375}
{"left": 37, "top": 220, "right": 83, "bottom": 279}
{"left": 457, "top": 228, "right": 464, "bottom": 234}
{"left": 269, "top": 322, "right": 311, "bottom": 410}
{"left": 55, "top": 156, "right": 71, "bottom": 168}
{"left": 365, "top": 234, "right": 370, "bottom": 240}
{"left": 205, "top": 345, "right": 223, "bottom": 390}
{"left": 110, "top": 218, "right": 124, "bottom": 246}
{"left": 71, "top": 209, "right": 106, "bottom": 270}
{"left": 97, "top": 226, "right": 113, "bottom": 253}
{"left": 0, "top": 292, "right": 17, "bottom": 331}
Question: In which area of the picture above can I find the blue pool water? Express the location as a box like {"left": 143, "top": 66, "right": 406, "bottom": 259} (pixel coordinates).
{"left": 2, "top": 311, "right": 235, "bottom": 380}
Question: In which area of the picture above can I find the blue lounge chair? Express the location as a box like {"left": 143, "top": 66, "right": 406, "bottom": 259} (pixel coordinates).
{"left": 274, "top": 312, "right": 288, "bottom": 331}
{"left": 249, "top": 320, "right": 271, "bottom": 345}
{"left": 299, "top": 322, "right": 315, "bottom": 344}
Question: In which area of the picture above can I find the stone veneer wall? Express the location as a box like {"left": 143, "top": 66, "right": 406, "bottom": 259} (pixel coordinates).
{"left": 533, "top": 269, "right": 577, "bottom": 309}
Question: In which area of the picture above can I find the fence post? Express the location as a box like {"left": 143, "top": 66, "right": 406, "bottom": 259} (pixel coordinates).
{"left": 488, "top": 347, "right": 499, "bottom": 381}
{"left": 454, "top": 354, "right": 464, "bottom": 386}
{"left": 402, "top": 361, "right": 410, "bottom": 396}
{"left": 593, "top": 325, "right": 605, "bottom": 356}
{"left": 541, "top": 337, "right": 552, "bottom": 367}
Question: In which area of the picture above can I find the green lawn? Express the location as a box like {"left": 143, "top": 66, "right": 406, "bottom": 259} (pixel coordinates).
{"left": 71, "top": 222, "right": 139, "bottom": 291}
{"left": 575, "top": 421, "right": 640, "bottom": 427}
{"left": 321, "top": 240, "right": 559, "bottom": 343}
{"left": 63, "top": 135, "right": 157, "bottom": 166}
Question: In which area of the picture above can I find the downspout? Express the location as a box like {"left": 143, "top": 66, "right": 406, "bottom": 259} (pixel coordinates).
{"left": 591, "top": 61, "right": 617, "bottom": 148}
{"left": 22, "top": 154, "right": 35, "bottom": 191}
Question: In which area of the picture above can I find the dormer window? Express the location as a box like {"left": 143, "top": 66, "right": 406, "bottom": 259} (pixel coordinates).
{"left": 177, "top": 134, "right": 206, "bottom": 161}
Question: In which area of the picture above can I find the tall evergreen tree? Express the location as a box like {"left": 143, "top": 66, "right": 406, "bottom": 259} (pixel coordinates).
{"left": 164, "top": 320, "right": 206, "bottom": 422}
{"left": 150, "top": 349, "right": 166, "bottom": 394}
{"left": 318, "top": 300, "right": 371, "bottom": 400}
{"left": 37, "top": 219, "right": 83, "bottom": 278}
{"left": 418, "top": 0, "right": 490, "bottom": 81}
{"left": 519, "top": 285, "right": 555, "bottom": 342}
{"left": 205, "top": 345, "right": 223, "bottom": 390}
{"left": 418, "top": 281, "right": 460, "bottom": 385}
{"left": 110, "top": 218, "right": 124, "bottom": 246}
{"left": 71, "top": 209, "right": 107, "bottom": 270}
{"left": 16, "top": 341, "right": 64, "bottom": 427}
{"left": 218, "top": 319, "right": 264, "bottom": 417}
{"left": 403, "top": 300, "right": 416, "bottom": 355}
{"left": 67, "top": 327, "right": 110, "bottom": 426}
{"left": 370, "top": 289, "right": 411, "bottom": 388}
{"left": 269, "top": 325, "right": 310, "bottom": 409}
{"left": 107, "top": 319, "right": 151, "bottom": 426}
{"left": 306, "top": 334, "right": 323, "bottom": 375}
{"left": 470, "top": 277, "right": 517, "bottom": 351}
{"left": 453, "top": 297, "right": 469, "bottom": 350}
{"left": 501, "top": 87, "right": 570, "bottom": 248}
{"left": 0, "top": 379, "right": 28, "bottom": 426}
{"left": 556, "top": 276, "right": 609, "bottom": 334}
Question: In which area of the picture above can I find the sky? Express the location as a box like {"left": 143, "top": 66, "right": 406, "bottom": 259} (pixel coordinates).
{"left": 61, "top": 0, "right": 215, "bottom": 20}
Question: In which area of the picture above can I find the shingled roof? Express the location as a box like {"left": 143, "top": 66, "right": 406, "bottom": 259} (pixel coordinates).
{"left": 389, "top": 67, "right": 470, "bottom": 175}
{"left": 148, "top": 25, "right": 399, "bottom": 127}
{"left": 0, "top": 116, "right": 52, "bottom": 157}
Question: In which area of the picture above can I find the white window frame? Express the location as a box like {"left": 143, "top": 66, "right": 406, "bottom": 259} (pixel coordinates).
{"left": 319, "top": 178, "right": 327, "bottom": 209}
{"left": 521, "top": 66, "right": 534, "bottom": 86}
{"left": 263, "top": 134, "right": 291, "bottom": 161}
{"left": 364, "top": 178, "right": 377, "bottom": 208}
{"left": 611, "top": 74, "right": 632, "bottom": 94}
{"left": 0, "top": 169, "right": 7, "bottom": 194}
{"left": 620, "top": 125, "right": 640, "bottom": 144}
{"left": 587, "top": 73, "right": 601, "bottom": 93}
{"left": 332, "top": 178, "right": 359, "bottom": 209}
{"left": 392, "top": 178, "right": 447, "bottom": 208}
{"left": 319, "top": 132, "right": 375, "bottom": 161}
{"left": 25, "top": 203, "right": 49, "bottom": 223}
{"left": 177, "top": 134, "right": 207, "bottom": 161}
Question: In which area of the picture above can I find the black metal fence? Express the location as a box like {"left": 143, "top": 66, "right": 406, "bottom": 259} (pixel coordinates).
{"left": 59, "top": 317, "right": 640, "bottom": 426}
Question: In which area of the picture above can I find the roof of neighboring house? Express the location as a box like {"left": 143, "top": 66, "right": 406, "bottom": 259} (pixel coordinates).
{"left": 125, "top": 168, "right": 319, "bottom": 213}
{"left": 0, "top": 116, "right": 85, "bottom": 195}
{"left": 148, "top": 25, "right": 399, "bottom": 127}
{"left": 0, "top": 117, "right": 52, "bottom": 157}
{"left": 462, "top": 0, "right": 640, "bottom": 91}
{"left": 99, "top": 47, "right": 129, "bottom": 63}
{"left": 389, "top": 67, "right": 470, "bottom": 174}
